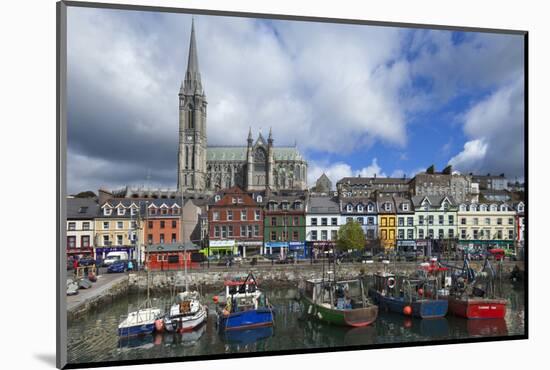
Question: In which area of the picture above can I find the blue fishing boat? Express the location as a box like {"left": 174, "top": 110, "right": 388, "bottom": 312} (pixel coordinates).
{"left": 368, "top": 267, "right": 448, "bottom": 319}
{"left": 216, "top": 273, "right": 274, "bottom": 331}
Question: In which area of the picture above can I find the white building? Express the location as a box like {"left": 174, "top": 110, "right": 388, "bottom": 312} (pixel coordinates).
{"left": 306, "top": 196, "right": 341, "bottom": 255}
{"left": 66, "top": 197, "right": 99, "bottom": 259}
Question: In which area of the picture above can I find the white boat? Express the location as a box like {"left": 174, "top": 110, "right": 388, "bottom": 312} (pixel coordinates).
{"left": 118, "top": 307, "right": 163, "bottom": 337}
{"left": 163, "top": 291, "right": 208, "bottom": 333}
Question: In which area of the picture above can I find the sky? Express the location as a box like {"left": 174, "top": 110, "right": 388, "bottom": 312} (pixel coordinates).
{"left": 66, "top": 7, "right": 525, "bottom": 194}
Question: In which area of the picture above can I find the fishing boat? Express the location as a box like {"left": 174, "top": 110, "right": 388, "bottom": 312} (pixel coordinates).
{"left": 300, "top": 274, "right": 378, "bottom": 327}
{"left": 163, "top": 291, "right": 208, "bottom": 333}
{"left": 368, "top": 262, "right": 448, "bottom": 319}
{"left": 216, "top": 273, "right": 274, "bottom": 331}
{"left": 440, "top": 257, "right": 507, "bottom": 319}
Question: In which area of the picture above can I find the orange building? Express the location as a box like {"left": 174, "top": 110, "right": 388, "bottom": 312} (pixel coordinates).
{"left": 144, "top": 200, "right": 182, "bottom": 245}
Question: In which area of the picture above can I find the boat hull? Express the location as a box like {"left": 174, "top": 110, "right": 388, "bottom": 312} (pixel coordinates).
{"left": 118, "top": 323, "right": 156, "bottom": 337}
{"left": 302, "top": 296, "right": 378, "bottom": 327}
{"left": 218, "top": 308, "right": 274, "bottom": 331}
{"left": 369, "top": 289, "right": 448, "bottom": 319}
{"left": 164, "top": 305, "right": 208, "bottom": 333}
{"left": 445, "top": 296, "right": 506, "bottom": 319}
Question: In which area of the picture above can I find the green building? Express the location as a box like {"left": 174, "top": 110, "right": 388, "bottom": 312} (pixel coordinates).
{"left": 263, "top": 194, "right": 307, "bottom": 258}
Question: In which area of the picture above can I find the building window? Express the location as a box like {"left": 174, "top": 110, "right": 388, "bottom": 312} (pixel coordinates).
{"left": 170, "top": 220, "right": 176, "bottom": 228}
{"left": 461, "top": 229, "right": 466, "bottom": 239}
{"left": 473, "top": 218, "right": 479, "bottom": 226}
{"left": 419, "top": 229, "right": 424, "bottom": 239}
{"left": 385, "top": 203, "right": 392, "bottom": 211}
{"left": 68, "top": 222, "right": 76, "bottom": 231}
{"left": 147, "top": 221, "right": 153, "bottom": 229}
{"left": 407, "top": 229, "right": 413, "bottom": 239}
{"left": 473, "top": 229, "right": 479, "bottom": 239}
{"left": 227, "top": 211, "right": 233, "bottom": 221}
{"left": 81, "top": 235, "right": 90, "bottom": 248}
{"left": 293, "top": 216, "right": 299, "bottom": 226}
{"left": 321, "top": 218, "right": 328, "bottom": 226}
{"left": 407, "top": 217, "right": 413, "bottom": 226}
{"left": 160, "top": 221, "right": 165, "bottom": 229}
{"left": 103, "top": 235, "right": 110, "bottom": 246}
{"left": 159, "top": 234, "right": 164, "bottom": 244}
{"left": 389, "top": 218, "right": 395, "bottom": 227}
{"left": 449, "top": 229, "right": 454, "bottom": 238}
{"left": 331, "top": 230, "right": 337, "bottom": 240}
{"left": 255, "top": 210, "right": 261, "bottom": 221}
{"left": 292, "top": 230, "right": 299, "bottom": 241}
{"left": 439, "top": 215, "right": 444, "bottom": 225}
{"left": 428, "top": 215, "right": 434, "bottom": 225}
{"left": 428, "top": 229, "right": 434, "bottom": 238}
{"left": 271, "top": 230, "right": 277, "bottom": 241}
{"left": 67, "top": 236, "right": 76, "bottom": 249}
{"left": 228, "top": 226, "right": 233, "bottom": 237}
{"left": 103, "top": 221, "right": 109, "bottom": 229}
{"left": 357, "top": 217, "right": 364, "bottom": 225}
{"left": 347, "top": 217, "right": 353, "bottom": 224}
{"left": 254, "top": 225, "right": 259, "bottom": 237}
{"left": 240, "top": 210, "right": 247, "bottom": 221}
{"left": 221, "top": 226, "right": 227, "bottom": 238}
{"left": 402, "top": 203, "right": 409, "bottom": 211}
{"left": 381, "top": 230, "right": 387, "bottom": 240}
{"left": 311, "top": 230, "right": 318, "bottom": 241}
{"left": 438, "top": 229, "right": 444, "bottom": 239}
{"left": 171, "top": 233, "right": 176, "bottom": 243}
{"left": 346, "top": 204, "right": 353, "bottom": 212}
{"left": 321, "top": 230, "right": 328, "bottom": 240}
{"left": 497, "top": 218, "right": 502, "bottom": 225}
{"left": 117, "top": 235, "right": 123, "bottom": 246}
{"left": 214, "top": 226, "right": 220, "bottom": 238}
{"left": 213, "top": 211, "right": 220, "bottom": 221}
{"left": 82, "top": 222, "right": 90, "bottom": 231}
{"left": 418, "top": 216, "right": 424, "bottom": 226}
{"left": 461, "top": 217, "right": 466, "bottom": 225}
{"left": 508, "top": 229, "right": 514, "bottom": 239}
{"left": 271, "top": 217, "right": 277, "bottom": 226}
{"left": 398, "top": 229, "right": 404, "bottom": 239}
{"left": 117, "top": 221, "right": 123, "bottom": 229}
{"left": 367, "top": 230, "right": 374, "bottom": 239}
{"left": 497, "top": 230, "right": 503, "bottom": 239}
{"left": 248, "top": 225, "right": 254, "bottom": 238}
{"left": 508, "top": 218, "right": 514, "bottom": 225}
{"left": 311, "top": 218, "right": 317, "bottom": 226}
{"left": 147, "top": 234, "right": 153, "bottom": 244}
{"left": 330, "top": 217, "right": 337, "bottom": 226}
{"left": 398, "top": 217, "right": 404, "bottom": 227}
{"left": 381, "top": 217, "right": 387, "bottom": 227}
{"left": 149, "top": 208, "right": 157, "bottom": 215}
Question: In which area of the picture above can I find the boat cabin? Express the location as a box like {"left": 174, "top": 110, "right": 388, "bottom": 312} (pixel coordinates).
{"left": 304, "top": 278, "right": 366, "bottom": 310}
{"left": 222, "top": 274, "right": 265, "bottom": 313}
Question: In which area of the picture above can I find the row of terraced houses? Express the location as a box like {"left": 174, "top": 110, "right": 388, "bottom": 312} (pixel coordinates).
{"left": 66, "top": 171, "right": 525, "bottom": 264}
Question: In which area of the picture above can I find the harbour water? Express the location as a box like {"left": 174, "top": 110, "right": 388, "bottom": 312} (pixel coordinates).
{"left": 67, "top": 282, "right": 525, "bottom": 364}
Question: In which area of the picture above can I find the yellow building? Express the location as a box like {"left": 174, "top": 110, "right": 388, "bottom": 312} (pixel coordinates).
{"left": 377, "top": 197, "right": 396, "bottom": 251}
{"left": 94, "top": 200, "right": 144, "bottom": 261}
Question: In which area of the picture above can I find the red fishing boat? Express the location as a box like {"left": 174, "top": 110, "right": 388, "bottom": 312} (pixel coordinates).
{"left": 420, "top": 257, "right": 507, "bottom": 319}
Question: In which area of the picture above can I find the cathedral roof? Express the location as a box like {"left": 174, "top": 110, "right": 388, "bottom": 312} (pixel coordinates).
{"left": 206, "top": 146, "right": 304, "bottom": 161}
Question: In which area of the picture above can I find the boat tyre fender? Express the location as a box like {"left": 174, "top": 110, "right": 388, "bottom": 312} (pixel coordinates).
{"left": 387, "top": 277, "right": 396, "bottom": 289}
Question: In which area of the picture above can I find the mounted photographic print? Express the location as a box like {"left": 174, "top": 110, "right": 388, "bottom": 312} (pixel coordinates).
{"left": 56, "top": 1, "right": 527, "bottom": 368}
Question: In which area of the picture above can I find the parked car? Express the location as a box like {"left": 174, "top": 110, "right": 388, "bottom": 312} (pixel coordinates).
{"left": 107, "top": 260, "right": 127, "bottom": 273}
{"left": 103, "top": 251, "right": 129, "bottom": 266}
{"left": 78, "top": 256, "right": 96, "bottom": 266}
{"left": 276, "top": 255, "right": 295, "bottom": 264}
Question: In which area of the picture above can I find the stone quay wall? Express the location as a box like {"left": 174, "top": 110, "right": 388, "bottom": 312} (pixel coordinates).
{"left": 128, "top": 261, "right": 524, "bottom": 293}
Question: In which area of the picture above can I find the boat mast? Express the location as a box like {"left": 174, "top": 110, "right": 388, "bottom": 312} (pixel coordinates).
{"left": 181, "top": 192, "right": 189, "bottom": 292}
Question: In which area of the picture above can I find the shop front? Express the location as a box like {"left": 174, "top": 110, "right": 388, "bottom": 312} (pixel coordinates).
{"left": 264, "top": 241, "right": 288, "bottom": 258}
{"left": 458, "top": 240, "right": 515, "bottom": 254}
{"left": 306, "top": 241, "right": 336, "bottom": 260}
{"left": 237, "top": 241, "right": 263, "bottom": 258}
{"left": 95, "top": 245, "right": 136, "bottom": 261}
{"left": 289, "top": 241, "right": 307, "bottom": 259}
{"left": 207, "top": 240, "right": 236, "bottom": 257}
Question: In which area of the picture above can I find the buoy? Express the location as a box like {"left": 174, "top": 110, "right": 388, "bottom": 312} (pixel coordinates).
{"left": 213, "top": 295, "right": 219, "bottom": 303}
{"left": 403, "top": 305, "right": 412, "bottom": 316}
{"left": 417, "top": 288, "right": 424, "bottom": 296}
{"left": 403, "top": 318, "right": 413, "bottom": 329}
{"left": 154, "top": 319, "right": 165, "bottom": 333}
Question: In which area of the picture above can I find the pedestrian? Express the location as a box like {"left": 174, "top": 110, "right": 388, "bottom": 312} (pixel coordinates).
{"left": 73, "top": 257, "right": 78, "bottom": 276}
{"left": 127, "top": 260, "right": 133, "bottom": 271}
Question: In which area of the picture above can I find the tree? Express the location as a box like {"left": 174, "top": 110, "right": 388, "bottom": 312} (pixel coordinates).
{"left": 336, "top": 221, "right": 366, "bottom": 252}
{"left": 426, "top": 165, "right": 435, "bottom": 174}
{"left": 74, "top": 190, "right": 97, "bottom": 198}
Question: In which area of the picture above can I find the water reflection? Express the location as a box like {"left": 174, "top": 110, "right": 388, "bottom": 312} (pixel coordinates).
{"left": 67, "top": 284, "right": 524, "bottom": 365}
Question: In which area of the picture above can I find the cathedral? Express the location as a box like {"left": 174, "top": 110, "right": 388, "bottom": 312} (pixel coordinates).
{"left": 177, "top": 20, "right": 308, "bottom": 193}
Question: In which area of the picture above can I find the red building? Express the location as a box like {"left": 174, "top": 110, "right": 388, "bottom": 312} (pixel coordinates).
{"left": 145, "top": 242, "right": 201, "bottom": 271}
{"left": 144, "top": 200, "right": 182, "bottom": 245}
{"left": 208, "top": 187, "right": 264, "bottom": 257}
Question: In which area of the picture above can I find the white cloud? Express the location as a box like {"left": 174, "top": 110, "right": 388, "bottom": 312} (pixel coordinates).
{"left": 448, "top": 76, "right": 524, "bottom": 176}
{"left": 308, "top": 158, "right": 389, "bottom": 188}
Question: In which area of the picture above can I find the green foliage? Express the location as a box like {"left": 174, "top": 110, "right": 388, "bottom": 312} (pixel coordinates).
{"left": 426, "top": 165, "right": 435, "bottom": 174}
{"left": 336, "top": 221, "right": 366, "bottom": 252}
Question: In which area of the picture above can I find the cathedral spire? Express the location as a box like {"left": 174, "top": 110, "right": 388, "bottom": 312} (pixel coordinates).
{"left": 248, "top": 127, "right": 253, "bottom": 144}
{"left": 268, "top": 127, "right": 273, "bottom": 144}
{"left": 184, "top": 18, "right": 202, "bottom": 95}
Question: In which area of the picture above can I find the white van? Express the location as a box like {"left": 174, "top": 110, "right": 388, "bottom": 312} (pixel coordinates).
{"left": 103, "top": 251, "right": 129, "bottom": 266}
